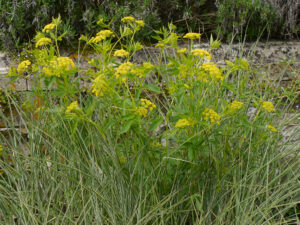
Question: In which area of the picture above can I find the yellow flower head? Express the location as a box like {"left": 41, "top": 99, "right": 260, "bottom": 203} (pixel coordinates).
{"left": 42, "top": 23, "right": 55, "bottom": 33}
{"left": 121, "top": 16, "right": 135, "bottom": 23}
{"left": 177, "top": 48, "right": 187, "bottom": 54}
{"left": 175, "top": 118, "right": 193, "bottom": 128}
{"left": 261, "top": 101, "right": 275, "bottom": 112}
{"left": 90, "top": 35, "right": 106, "bottom": 43}
{"left": 141, "top": 98, "right": 156, "bottom": 111}
{"left": 135, "top": 20, "right": 145, "bottom": 27}
{"left": 36, "top": 37, "right": 52, "bottom": 48}
{"left": 200, "top": 62, "right": 224, "bottom": 81}
{"left": 65, "top": 101, "right": 79, "bottom": 114}
{"left": 183, "top": 32, "right": 201, "bottom": 39}
{"left": 115, "top": 62, "right": 133, "bottom": 81}
{"left": 17, "top": 60, "right": 31, "bottom": 73}
{"left": 43, "top": 57, "right": 76, "bottom": 77}
{"left": 137, "top": 106, "right": 148, "bottom": 117}
{"left": 190, "top": 49, "right": 211, "bottom": 60}
{"left": 91, "top": 74, "right": 108, "bottom": 97}
{"left": 143, "top": 62, "right": 154, "bottom": 70}
{"left": 267, "top": 124, "right": 277, "bottom": 132}
{"left": 96, "top": 30, "right": 114, "bottom": 38}
{"left": 114, "top": 49, "right": 130, "bottom": 58}
{"left": 202, "top": 108, "right": 221, "bottom": 125}
{"left": 229, "top": 100, "right": 244, "bottom": 111}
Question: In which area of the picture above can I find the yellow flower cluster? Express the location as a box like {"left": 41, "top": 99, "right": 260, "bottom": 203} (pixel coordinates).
{"left": 261, "top": 101, "right": 275, "bottom": 112}
{"left": 177, "top": 48, "right": 187, "bottom": 54}
{"left": 200, "top": 62, "right": 224, "bottom": 81}
{"left": 136, "top": 99, "right": 156, "bottom": 117}
{"left": 91, "top": 29, "right": 114, "bottom": 43}
{"left": 137, "top": 106, "right": 148, "bottom": 117}
{"left": 191, "top": 49, "right": 211, "bottom": 60}
{"left": 65, "top": 101, "right": 79, "bottom": 114}
{"left": 43, "top": 57, "right": 76, "bottom": 77}
{"left": 183, "top": 32, "right": 201, "bottom": 39}
{"left": 115, "top": 62, "right": 134, "bottom": 82}
{"left": 202, "top": 108, "right": 221, "bottom": 125}
{"left": 267, "top": 124, "right": 277, "bottom": 132}
{"left": 141, "top": 98, "right": 156, "bottom": 111}
{"left": 143, "top": 62, "right": 154, "bottom": 70}
{"left": 121, "top": 16, "right": 135, "bottom": 23}
{"left": 135, "top": 20, "right": 145, "bottom": 27}
{"left": 175, "top": 118, "right": 193, "bottom": 128}
{"left": 42, "top": 23, "right": 55, "bottom": 33}
{"left": 114, "top": 49, "right": 130, "bottom": 58}
{"left": 17, "top": 60, "right": 31, "bottom": 73}
{"left": 229, "top": 100, "right": 244, "bottom": 111}
{"left": 91, "top": 74, "right": 108, "bottom": 97}
{"left": 96, "top": 30, "right": 114, "bottom": 37}
{"left": 36, "top": 37, "right": 52, "bottom": 48}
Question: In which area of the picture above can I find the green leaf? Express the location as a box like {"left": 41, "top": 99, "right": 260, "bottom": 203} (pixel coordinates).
{"left": 120, "top": 119, "right": 135, "bottom": 134}
{"left": 152, "top": 35, "right": 162, "bottom": 41}
{"left": 144, "top": 84, "right": 161, "bottom": 93}
{"left": 149, "top": 116, "right": 164, "bottom": 131}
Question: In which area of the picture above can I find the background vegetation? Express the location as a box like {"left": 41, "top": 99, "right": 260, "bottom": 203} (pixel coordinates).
{"left": 0, "top": 0, "right": 299, "bottom": 51}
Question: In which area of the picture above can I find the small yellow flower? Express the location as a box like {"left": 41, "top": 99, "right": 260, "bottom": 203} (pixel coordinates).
{"left": 267, "top": 124, "right": 277, "bottom": 132}
{"left": 65, "top": 101, "right": 79, "bottom": 114}
{"left": 200, "top": 62, "right": 224, "bottom": 81}
{"left": 137, "top": 106, "right": 148, "bottom": 117}
{"left": 90, "top": 35, "right": 106, "bottom": 43}
{"left": 42, "top": 23, "right": 55, "bottom": 33}
{"left": 36, "top": 37, "right": 52, "bottom": 48}
{"left": 141, "top": 98, "right": 156, "bottom": 111}
{"left": 115, "top": 62, "right": 133, "bottom": 76}
{"left": 44, "top": 57, "right": 76, "bottom": 77}
{"left": 121, "top": 16, "right": 135, "bottom": 23}
{"left": 135, "top": 20, "right": 145, "bottom": 27}
{"left": 261, "top": 101, "right": 275, "bottom": 112}
{"left": 137, "top": 99, "right": 156, "bottom": 117}
{"left": 183, "top": 32, "right": 201, "bottom": 39}
{"left": 114, "top": 49, "right": 130, "bottom": 58}
{"left": 202, "top": 108, "right": 221, "bottom": 125}
{"left": 230, "top": 100, "right": 244, "bottom": 111}
{"left": 190, "top": 49, "right": 211, "bottom": 60}
{"left": 155, "top": 43, "right": 164, "bottom": 48}
{"left": 0, "top": 144, "right": 3, "bottom": 157}
{"left": 143, "top": 62, "right": 154, "bottom": 70}
{"left": 17, "top": 60, "right": 31, "bottom": 73}
{"left": 177, "top": 48, "right": 187, "bottom": 54}
{"left": 43, "top": 67, "right": 52, "bottom": 76}
{"left": 175, "top": 119, "right": 192, "bottom": 128}
{"left": 96, "top": 30, "right": 114, "bottom": 38}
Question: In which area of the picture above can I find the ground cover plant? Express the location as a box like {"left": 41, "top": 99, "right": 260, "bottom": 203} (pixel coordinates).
{"left": 0, "top": 16, "right": 299, "bottom": 224}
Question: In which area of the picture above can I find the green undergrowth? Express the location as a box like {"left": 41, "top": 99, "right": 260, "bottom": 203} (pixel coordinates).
{"left": 0, "top": 16, "right": 299, "bottom": 224}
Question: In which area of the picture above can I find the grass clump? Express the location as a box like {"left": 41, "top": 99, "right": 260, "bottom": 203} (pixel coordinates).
{"left": 0, "top": 16, "right": 299, "bottom": 224}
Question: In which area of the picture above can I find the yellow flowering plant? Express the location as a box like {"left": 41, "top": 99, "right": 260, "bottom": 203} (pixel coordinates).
{"left": 7, "top": 16, "right": 288, "bottom": 204}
